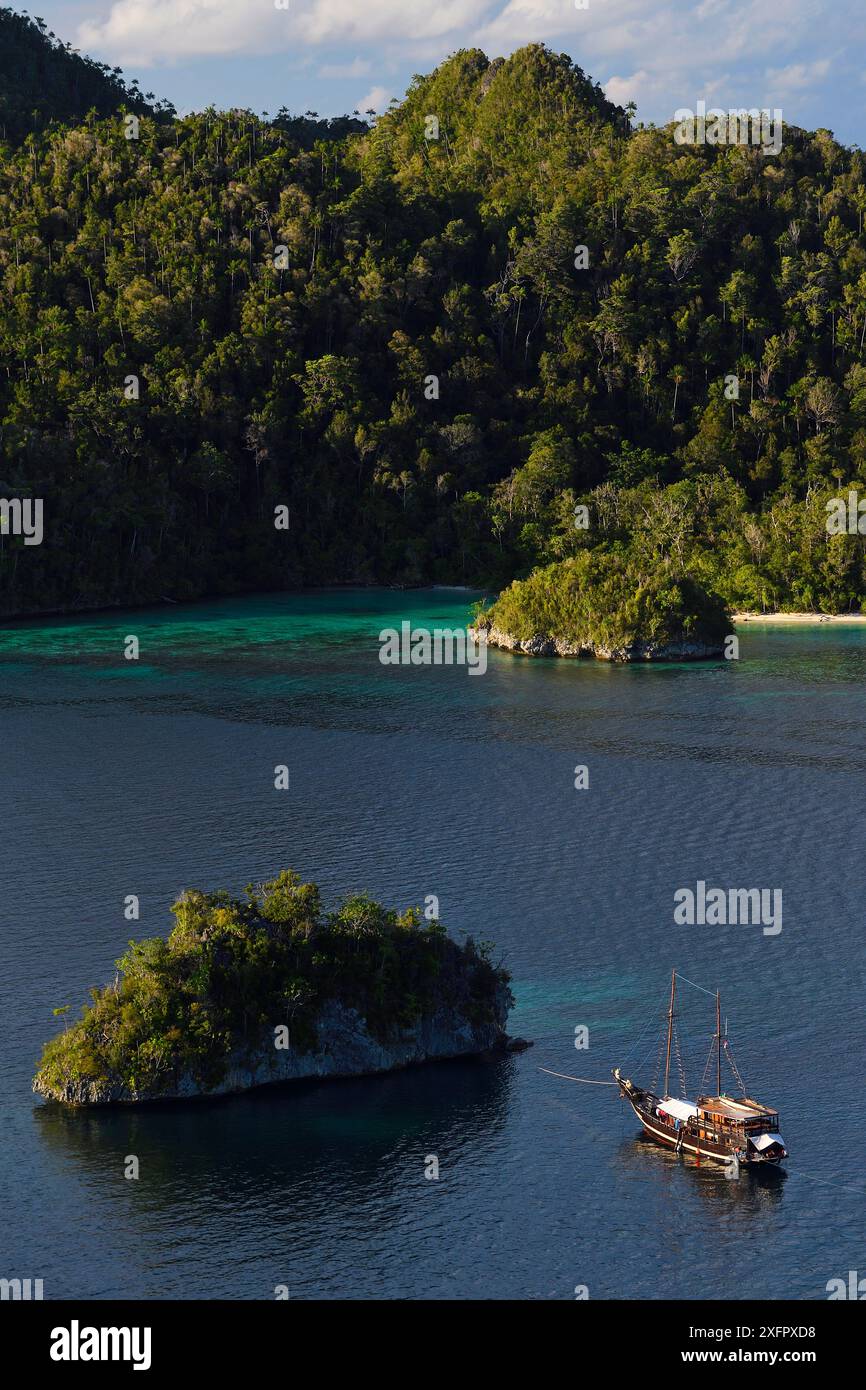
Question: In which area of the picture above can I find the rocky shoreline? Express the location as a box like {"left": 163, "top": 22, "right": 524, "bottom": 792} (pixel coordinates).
{"left": 471, "top": 623, "right": 724, "bottom": 663}
{"left": 34, "top": 994, "right": 520, "bottom": 1107}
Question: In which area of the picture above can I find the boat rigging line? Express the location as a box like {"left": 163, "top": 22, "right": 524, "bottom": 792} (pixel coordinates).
{"left": 674, "top": 972, "right": 717, "bottom": 997}
{"left": 538, "top": 1068, "right": 618, "bottom": 1085}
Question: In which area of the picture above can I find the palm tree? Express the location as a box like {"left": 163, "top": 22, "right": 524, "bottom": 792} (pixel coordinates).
{"left": 670, "top": 364, "right": 686, "bottom": 422}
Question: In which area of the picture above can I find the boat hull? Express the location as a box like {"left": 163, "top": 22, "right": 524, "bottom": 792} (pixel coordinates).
{"left": 622, "top": 1089, "right": 786, "bottom": 1167}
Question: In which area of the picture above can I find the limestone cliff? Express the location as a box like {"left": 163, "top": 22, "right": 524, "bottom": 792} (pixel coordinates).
{"left": 34, "top": 992, "right": 512, "bottom": 1106}
{"left": 472, "top": 623, "right": 724, "bottom": 663}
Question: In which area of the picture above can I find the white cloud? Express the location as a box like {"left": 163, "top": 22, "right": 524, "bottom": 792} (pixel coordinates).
{"left": 79, "top": 0, "right": 273, "bottom": 64}
{"left": 299, "top": 0, "right": 488, "bottom": 45}
{"left": 78, "top": 0, "right": 492, "bottom": 65}
{"left": 604, "top": 69, "right": 648, "bottom": 108}
{"left": 71, "top": 0, "right": 864, "bottom": 138}
{"left": 475, "top": 0, "right": 585, "bottom": 46}
{"left": 765, "top": 59, "right": 832, "bottom": 92}
{"left": 358, "top": 85, "right": 393, "bottom": 113}
{"left": 319, "top": 59, "right": 372, "bottom": 80}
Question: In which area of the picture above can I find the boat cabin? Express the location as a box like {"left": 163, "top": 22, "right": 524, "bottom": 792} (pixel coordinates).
{"left": 697, "top": 1094, "right": 779, "bottom": 1135}
{"left": 693, "top": 1094, "right": 785, "bottom": 1155}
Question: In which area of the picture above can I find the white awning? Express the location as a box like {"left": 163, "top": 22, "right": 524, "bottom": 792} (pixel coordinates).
{"left": 750, "top": 1132, "right": 785, "bottom": 1151}
{"left": 659, "top": 1098, "right": 698, "bottom": 1122}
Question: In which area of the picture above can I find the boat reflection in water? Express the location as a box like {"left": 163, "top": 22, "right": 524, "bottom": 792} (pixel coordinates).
{"left": 615, "top": 1127, "right": 787, "bottom": 1220}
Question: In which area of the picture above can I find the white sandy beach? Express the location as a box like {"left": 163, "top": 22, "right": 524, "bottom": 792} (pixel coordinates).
{"left": 732, "top": 612, "right": 866, "bottom": 624}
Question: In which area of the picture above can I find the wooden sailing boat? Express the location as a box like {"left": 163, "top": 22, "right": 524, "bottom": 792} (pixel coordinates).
{"left": 613, "top": 970, "right": 788, "bottom": 1169}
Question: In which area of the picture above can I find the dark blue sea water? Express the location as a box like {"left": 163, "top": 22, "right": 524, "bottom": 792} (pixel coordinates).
{"left": 2, "top": 590, "right": 864, "bottom": 1299}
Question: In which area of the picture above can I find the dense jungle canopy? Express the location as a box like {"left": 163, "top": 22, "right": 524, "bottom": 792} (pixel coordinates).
{"left": 2, "top": 10, "right": 866, "bottom": 617}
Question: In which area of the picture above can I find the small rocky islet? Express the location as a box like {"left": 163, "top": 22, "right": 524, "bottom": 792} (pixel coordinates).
{"left": 471, "top": 552, "right": 730, "bottom": 662}
{"left": 33, "top": 871, "right": 516, "bottom": 1106}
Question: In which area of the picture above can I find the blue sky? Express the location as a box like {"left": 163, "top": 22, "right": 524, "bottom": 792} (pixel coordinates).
{"left": 28, "top": 0, "right": 866, "bottom": 144}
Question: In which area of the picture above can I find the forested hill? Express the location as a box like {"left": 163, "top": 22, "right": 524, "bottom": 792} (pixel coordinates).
{"left": 2, "top": 32, "right": 866, "bottom": 618}
{"left": 0, "top": 9, "right": 171, "bottom": 142}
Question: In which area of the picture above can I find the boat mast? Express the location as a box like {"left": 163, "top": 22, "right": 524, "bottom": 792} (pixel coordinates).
{"left": 663, "top": 969, "right": 676, "bottom": 1096}
{"left": 716, "top": 990, "right": 721, "bottom": 1096}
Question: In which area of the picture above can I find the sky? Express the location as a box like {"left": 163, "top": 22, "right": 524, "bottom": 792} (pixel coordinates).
{"left": 25, "top": 0, "right": 866, "bottom": 144}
